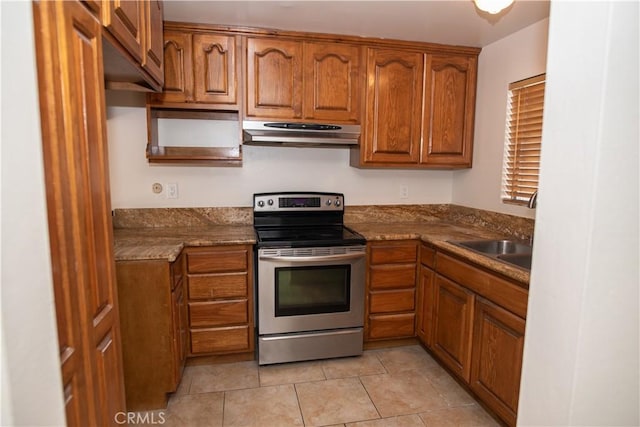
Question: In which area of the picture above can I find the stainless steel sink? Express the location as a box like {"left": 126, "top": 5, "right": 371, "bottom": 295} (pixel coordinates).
{"left": 453, "top": 239, "right": 532, "bottom": 256}
{"left": 449, "top": 239, "right": 532, "bottom": 270}
{"left": 497, "top": 253, "right": 532, "bottom": 270}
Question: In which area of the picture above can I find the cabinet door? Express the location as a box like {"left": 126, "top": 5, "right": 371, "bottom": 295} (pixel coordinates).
{"left": 81, "top": 0, "right": 101, "bottom": 16}
{"left": 246, "top": 38, "right": 303, "bottom": 118}
{"left": 34, "top": 1, "right": 126, "bottom": 424}
{"left": 416, "top": 265, "right": 435, "bottom": 347}
{"left": 432, "top": 274, "right": 475, "bottom": 382}
{"left": 102, "top": 0, "right": 143, "bottom": 62}
{"left": 141, "top": 0, "right": 164, "bottom": 85}
{"left": 303, "top": 42, "right": 361, "bottom": 123}
{"left": 155, "top": 30, "right": 193, "bottom": 103}
{"left": 193, "top": 34, "right": 238, "bottom": 105}
{"left": 470, "top": 298, "right": 525, "bottom": 427}
{"left": 363, "top": 48, "right": 423, "bottom": 164}
{"left": 422, "top": 54, "right": 477, "bottom": 167}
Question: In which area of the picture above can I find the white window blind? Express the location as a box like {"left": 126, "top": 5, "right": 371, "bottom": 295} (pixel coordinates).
{"left": 501, "top": 74, "right": 546, "bottom": 205}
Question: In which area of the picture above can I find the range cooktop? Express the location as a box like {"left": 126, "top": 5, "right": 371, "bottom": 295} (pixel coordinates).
{"left": 255, "top": 225, "right": 365, "bottom": 248}
{"left": 253, "top": 192, "right": 365, "bottom": 248}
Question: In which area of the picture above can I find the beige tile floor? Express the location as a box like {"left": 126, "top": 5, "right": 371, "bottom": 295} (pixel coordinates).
{"left": 146, "top": 345, "right": 500, "bottom": 427}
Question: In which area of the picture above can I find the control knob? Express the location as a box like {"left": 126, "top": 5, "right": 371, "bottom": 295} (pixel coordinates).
{"left": 257, "top": 200, "right": 265, "bottom": 207}
{"left": 334, "top": 199, "right": 341, "bottom": 207}
{"left": 326, "top": 199, "right": 332, "bottom": 206}
{"left": 267, "top": 199, "right": 274, "bottom": 206}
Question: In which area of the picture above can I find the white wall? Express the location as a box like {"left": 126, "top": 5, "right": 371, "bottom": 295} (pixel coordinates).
{"left": 106, "top": 95, "right": 454, "bottom": 209}
{"left": 0, "top": 2, "right": 66, "bottom": 426}
{"left": 518, "top": 1, "right": 639, "bottom": 425}
{"left": 452, "top": 18, "right": 549, "bottom": 219}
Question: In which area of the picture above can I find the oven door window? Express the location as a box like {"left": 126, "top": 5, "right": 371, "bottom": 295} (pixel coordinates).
{"left": 274, "top": 265, "right": 350, "bottom": 316}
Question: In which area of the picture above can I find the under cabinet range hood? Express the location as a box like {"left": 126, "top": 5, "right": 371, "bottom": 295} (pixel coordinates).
{"left": 242, "top": 121, "right": 360, "bottom": 148}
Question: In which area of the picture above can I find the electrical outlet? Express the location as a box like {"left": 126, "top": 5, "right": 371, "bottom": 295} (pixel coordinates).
{"left": 166, "top": 183, "right": 178, "bottom": 199}
{"left": 152, "top": 183, "right": 163, "bottom": 194}
{"left": 400, "top": 184, "right": 409, "bottom": 199}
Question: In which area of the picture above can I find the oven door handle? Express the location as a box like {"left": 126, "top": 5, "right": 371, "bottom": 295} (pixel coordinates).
{"left": 259, "top": 252, "right": 365, "bottom": 262}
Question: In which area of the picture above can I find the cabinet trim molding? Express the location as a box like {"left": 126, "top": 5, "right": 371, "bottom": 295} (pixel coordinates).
{"left": 163, "top": 21, "right": 481, "bottom": 56}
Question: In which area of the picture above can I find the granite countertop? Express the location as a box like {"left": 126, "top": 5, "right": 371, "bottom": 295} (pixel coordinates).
{"left": 113, "top": 219, "right": 530, "bottom": 286}
{"left": 113, "top": 225, "right": 257, "bottom": 262}
{"left": 347, "top": 221, "right": 531, "bottom": 286}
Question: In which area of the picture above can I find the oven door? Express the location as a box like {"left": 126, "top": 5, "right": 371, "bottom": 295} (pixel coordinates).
{"left": 257, "top": 246, "right": 366, "bottom": 335}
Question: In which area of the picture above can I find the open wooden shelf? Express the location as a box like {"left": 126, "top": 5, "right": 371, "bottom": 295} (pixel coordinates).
{"left": 146, "top": 106, "right": 242, "bottom": 166}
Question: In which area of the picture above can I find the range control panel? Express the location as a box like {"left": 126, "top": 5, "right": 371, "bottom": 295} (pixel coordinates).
{"left": 254, "top": 192, "right": 344, "bottom": 212}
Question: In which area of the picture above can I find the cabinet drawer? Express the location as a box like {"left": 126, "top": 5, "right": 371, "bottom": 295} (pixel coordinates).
{"left": 420, "top": 244, "right": 436, "bottom": 268}
{"left": 186, "top": 248, "right": 248, "bottom": 274}
{"left": 189, "top": 300, "right": 248, "bottom": 327}
{"left": 368, "top": 313, "right": 415, "bottom": 339}
{"left": 369, "top": 264, "right": 416, "bottom": 290}
{"left": 188, "top": 273, "right": 248, "bottom": 300}
{"left": 190, "top": 326, "right": 251, "bottom": 354}
{"left": 370, "top": 289, "right": 415, "bottom": 313}
{"left": 436, "top": 253, "right": 528, "bottom": 318}
{"left": 370, "top": 242, "right": 417, "bottom": 265}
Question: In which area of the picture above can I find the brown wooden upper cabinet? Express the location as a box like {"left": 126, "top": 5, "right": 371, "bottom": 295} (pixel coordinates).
{"left": 141, "top": 22, "right": 480, "bottom": 167}
{"left": 149, "top": 29, "right": 239, "bottom": 109}
{"left": 303, "top": 42, "right": 362, "bottom": 123}
{"left": 422, "top": 54, "right": 477, "bottom": 167}
{"left": 352, "top": 48, "right": 477, "bottom": 169}
{"left": 141, "top": 0, "right": 164, "bottom": 85}
{"left": 245, "top": 37, "right": 362, "bottom": 123}
{"left": 101, "top": 0, "right": 165, "bottom": 89}
{"left": 103, "top": 0, "right": 144, "bottom": 62}
{"left": 361, "top": 48, "right": 424, "bottom": 164}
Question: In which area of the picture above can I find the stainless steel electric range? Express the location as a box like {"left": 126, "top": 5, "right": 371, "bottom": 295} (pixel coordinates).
{"left": 253, "top": 192, "right": 366, "bottom": 365}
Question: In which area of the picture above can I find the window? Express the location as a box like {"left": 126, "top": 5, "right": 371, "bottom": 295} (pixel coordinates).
{"left": 501, "top": 74, "right": 546, "bottom": 205}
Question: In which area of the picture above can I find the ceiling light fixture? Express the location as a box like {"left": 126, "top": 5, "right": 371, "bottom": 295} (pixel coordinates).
{"left": 473, "top": 0, "right": 515, "bottom": 14}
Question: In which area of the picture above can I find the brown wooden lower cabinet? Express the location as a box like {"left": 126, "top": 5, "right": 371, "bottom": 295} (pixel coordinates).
{"left": 184, "top": 245, "right": 254, "bottom": 357}
{"left": 470, "top": 297, "right": 526, "bottom": 427}
{"left": 171, "top": 275, "right": 188, "bottom": 385}
{"left": 431, "top": 274, "right": 475, "bottom": 382}
{"left": 366, "top": 241, "right": 418, "bottom": 341}
{"left": 115, "top": 253, "right": 186, "bottom": 410}
{"left": 190, "top": 326, "right": 252, "bottom": 354}
{"left": 416, "top": 264, "right": 435, "bottom": 347}
{"left": 417, "top": 242, "right": 437, "bottom": 347}
{"left": 368, "top": 313, "right": 416, "bottom": 340}
{"left": 417, "top": 247, "right": 528, "bottom": 427}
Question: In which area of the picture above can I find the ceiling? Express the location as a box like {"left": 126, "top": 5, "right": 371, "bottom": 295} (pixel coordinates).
{"left": 163, "top": 0, "right": 550, "bottom": 48}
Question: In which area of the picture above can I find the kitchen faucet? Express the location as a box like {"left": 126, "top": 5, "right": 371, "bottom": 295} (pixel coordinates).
{"left": 527, "top": 191, "right": 538, "bottom": 209}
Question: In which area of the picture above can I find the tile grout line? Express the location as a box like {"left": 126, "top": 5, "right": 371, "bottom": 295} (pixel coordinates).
{"left": 292, "top": 382, "right": 307, "bottom": 426}
{"left": 362, "top": 348, "right": 452, "bottom": 423}
{"left": 221, "top": 391, "right": 227, "bottom": 427}
{"left": 356, "top": 375, "right": 383, "bottom": 423}
{"left": 356, "top": 350, "right": 388, "bottom": 423}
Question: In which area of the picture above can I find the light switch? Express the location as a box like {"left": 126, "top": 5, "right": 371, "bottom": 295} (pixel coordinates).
{"left": 166, "top": 183, "right": 178, "bottom": 199}
{"left": 400, "top": 184, "right": 409, "bottom": 199}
